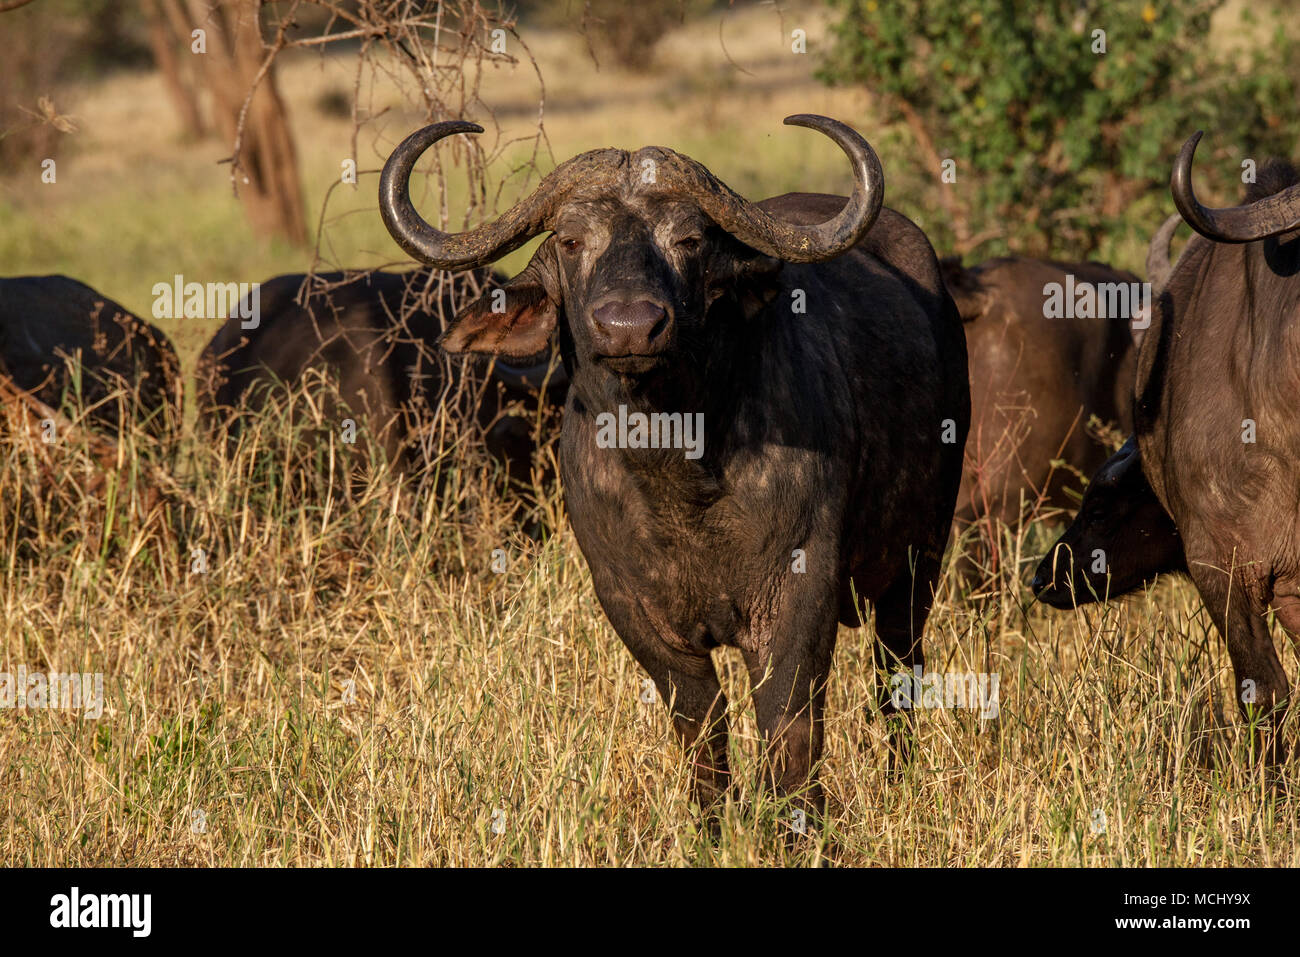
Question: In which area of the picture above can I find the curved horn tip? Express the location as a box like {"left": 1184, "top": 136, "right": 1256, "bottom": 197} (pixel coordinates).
{"left": 380, "top": 120, "right": 500, "bottom": 270}
{"left": 1170, "top": 128, "right": 1300, "bottom": 243}
{"left": 1171, "top": 130, "right": 1208, "bottom": 227}
{"left": 435, "top": 120, "right": 484, "bottom": 133}
{"left": 393, "top": 121, "right": 485, "bottom": 156}
{"left": 723, "top": 113, "right": 880, "bottom": 262}
{"left": 782, "top": 114, "right": 842, "bottom": 133}
{"left": 1174, "top": 131, "right": 1204, "bottom": 168}
{"left": 411, "top": 120, "right": 484, "bottom": 142}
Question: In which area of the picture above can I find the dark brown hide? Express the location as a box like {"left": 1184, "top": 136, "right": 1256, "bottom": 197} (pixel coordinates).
{"left": 943, "top": 258, "right": 1137, "bottom": 535}
{"left": 1136, "top": 153, "right": 1300, "bottom": 759}
{"left": 381, "top": 117, "right": 969, "bottom": 816}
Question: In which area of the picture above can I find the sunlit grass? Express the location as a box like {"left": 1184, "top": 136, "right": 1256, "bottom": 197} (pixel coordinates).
{"left": 0, "top": 368, "right": 1295, "bottom": 867}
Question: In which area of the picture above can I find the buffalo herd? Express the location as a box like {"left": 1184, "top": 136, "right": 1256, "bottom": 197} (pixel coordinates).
{"left": 5, "top": 114, "right": 1299, "bottom": 818}
{"left": 195, "top": 267, "right": 564, "bottom": 496}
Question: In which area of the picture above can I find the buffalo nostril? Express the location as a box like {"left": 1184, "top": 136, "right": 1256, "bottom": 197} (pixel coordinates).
{"left": 591, "top": 300, "right": 671, "bottom": 355}
{"left": 646, "top": 309, "right": 669, "bottom": 344}
{"left": 1030, "top": 573, "right": 1046, "bottom": 593}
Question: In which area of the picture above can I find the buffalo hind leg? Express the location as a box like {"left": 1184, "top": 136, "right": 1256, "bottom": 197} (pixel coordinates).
{"left": 1189, "top": 563, "right": 1289, "bottom": 765}
{"left": 872, "top": 548, "right": 942, "bottom": 771}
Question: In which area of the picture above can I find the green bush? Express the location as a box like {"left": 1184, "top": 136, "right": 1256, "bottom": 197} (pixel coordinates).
{"left": 819, "top": 0, "right": 1300, "bottom": 260}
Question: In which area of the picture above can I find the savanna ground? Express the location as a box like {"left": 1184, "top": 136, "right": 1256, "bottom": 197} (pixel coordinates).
{"left": 2, "top": 2, "right": 1298, "bottom": 866}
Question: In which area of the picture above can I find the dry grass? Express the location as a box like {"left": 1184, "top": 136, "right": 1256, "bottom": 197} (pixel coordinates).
{"left": 1, "top": 371, "right": 1297, "bottom": 867}
{"left": 2, "top": 3, "right": 1299, "bottom": 867}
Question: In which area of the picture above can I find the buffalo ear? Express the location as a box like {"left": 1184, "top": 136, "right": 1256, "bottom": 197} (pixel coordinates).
{"left": 441, "top": 241, "right": 560, "bottom": 357}
{"left": 939, "top": 256, "right": 991, "bottom": 322}
{"left": 1094, "top": 436, "right": 1139, "bottom": 488}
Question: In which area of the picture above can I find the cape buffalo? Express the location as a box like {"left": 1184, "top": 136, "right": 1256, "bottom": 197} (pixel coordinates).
{"left": 196, "top": 268, "right": 565, "bottom": 492}
{"left": 379, "top": 116, "right": 970, "bottom": 818}
{"left": 1031, "top": 436, "right": 1185, "bottom": 607}
{"left": 941, "top": 257, "right": 1138, "bottom": 578}
{"left": 0, "top": 275, "right": 181, "bottom": 444}
{"left": 1133, "top": 134, "right": 1300, "bottom": 759}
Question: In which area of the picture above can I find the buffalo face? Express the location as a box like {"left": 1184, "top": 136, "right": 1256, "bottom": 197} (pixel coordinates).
{"left": 1031, "top": 436, "right": 1185, "bottom": 608}
{"left": 377, "top": 116, "right": 884, "bottom": 393}
{"left": 558, "top": 191, "right": 814, "bottom": 385}
{"left": 540, "top": 194, "right": 721, "bottom": 377}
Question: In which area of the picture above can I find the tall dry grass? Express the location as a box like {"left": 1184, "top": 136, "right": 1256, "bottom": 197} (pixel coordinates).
{"left": 0, "top": 367, "right": 1295, "bottom": 867}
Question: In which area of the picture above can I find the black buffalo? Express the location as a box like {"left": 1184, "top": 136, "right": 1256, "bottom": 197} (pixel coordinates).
{"left": 0, "top": 274, "right": 181, "bottom": 444}
{"left": 380, "top": 116, "right": 970, "bottom": 817}
{"left": 196, "top": 268, "right": 565, "bottom": 493}
{"left": 1031, "top": 436, "right": 1185, "bottom": 607}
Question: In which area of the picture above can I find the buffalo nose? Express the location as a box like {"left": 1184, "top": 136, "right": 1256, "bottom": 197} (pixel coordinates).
{"left": 591, "top": 299, "right": 670, "bottom": 356}
{"left": 1030, "top": 572, "right": 1047, "bottom": 593}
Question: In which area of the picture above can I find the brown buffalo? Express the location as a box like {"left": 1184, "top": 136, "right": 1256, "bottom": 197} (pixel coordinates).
{"left": 941, "top": 257, "right": 1139, "bottom": 581}
{"left": 380, "top": 116, "right": 970, "bottom": 820}
{"left": 1132, "top": 134, "right": 1300, "bottom": 759}
{"left": 1032, "top": 219, "right": 1189, "bottom": 605}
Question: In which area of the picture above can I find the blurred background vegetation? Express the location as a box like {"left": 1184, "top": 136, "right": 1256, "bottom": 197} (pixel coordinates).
{"left": 820, "top": 0, "right": 1300, "bottom": 258}
{"left": 2, "top": 0, "right": 1299, "bottom": 372}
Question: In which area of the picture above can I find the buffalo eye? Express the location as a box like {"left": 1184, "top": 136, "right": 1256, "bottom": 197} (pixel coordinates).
{"left": 675, "top": 235, "right": 702, "bottom": 252}
{"left": 559, "top": 237, "right": 583, "bottom": 254}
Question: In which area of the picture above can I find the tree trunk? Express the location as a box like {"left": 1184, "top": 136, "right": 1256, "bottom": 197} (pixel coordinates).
{"left": 141, "top": 0, "right": 206, "bottom": 139}
{"left": 185, "top": 0, "right": 307, "bottom": 246}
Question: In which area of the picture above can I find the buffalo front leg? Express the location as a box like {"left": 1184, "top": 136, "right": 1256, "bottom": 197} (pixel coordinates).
{"left": 1189, "top": 562, "right": 1289, "bottom": 764}
{"left": 742, "top": 605, "right": 838, "bottom": 827}
{"left": 620, "top": 631, "right": 732, "bottom": 812}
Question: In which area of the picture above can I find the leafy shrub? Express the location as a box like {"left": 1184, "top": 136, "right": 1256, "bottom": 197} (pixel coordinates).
{"left": 819, "top": 0, "right": 1300, "bottom": 259}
